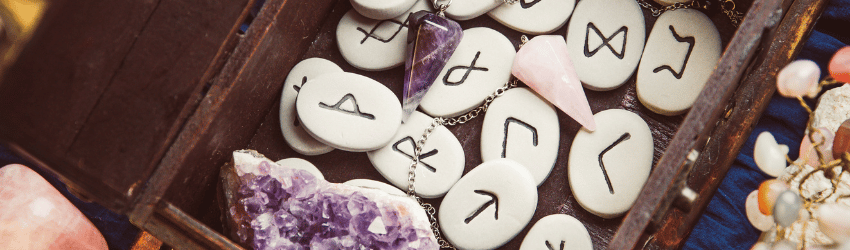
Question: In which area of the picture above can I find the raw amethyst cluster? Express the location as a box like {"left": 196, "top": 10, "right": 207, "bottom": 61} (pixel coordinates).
{"left": 220, "top": 150, "right": 437, "bottom": 250}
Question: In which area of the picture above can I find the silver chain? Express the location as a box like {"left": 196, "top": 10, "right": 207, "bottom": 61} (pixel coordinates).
{"left": 406, "top": 79, "right": 517, "bottom": 249}
{"left": 635, "top": 0, "right": 744, "bottom": 27}
{"left": 502, "top": 0, "right": 518, "bottom": 4}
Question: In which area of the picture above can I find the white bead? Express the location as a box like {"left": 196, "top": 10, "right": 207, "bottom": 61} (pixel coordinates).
{"left": 777, "top": 60, "right": 821, "bottom": 98}
{"left": 754, "top": 132, "right": 790, "bottom": 177}
{"left": 817, "top": 204, "right": 850, "bottom": 243}
{"left": 746, "top": 190, "right": 775, "bottom": 231}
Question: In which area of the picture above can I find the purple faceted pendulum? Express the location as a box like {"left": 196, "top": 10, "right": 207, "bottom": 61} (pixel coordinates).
{"left": 401, "top": 2, "right": 463, "bottom": 122}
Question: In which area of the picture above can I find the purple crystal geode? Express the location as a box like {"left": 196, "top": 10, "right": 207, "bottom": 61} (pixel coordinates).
{"left": 219, "top": 150, "right": 438, "bottom": 250}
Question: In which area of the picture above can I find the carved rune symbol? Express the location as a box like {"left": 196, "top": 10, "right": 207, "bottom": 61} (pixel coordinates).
{"left": 599, "top": 132, "right": 631, "bottom": 194}
{"left": 653, "top": 25, "right": 695, "bottom": 79}
{"left": 294, "top": 77, "right": 307, "bottom": 127}
{"left": 502, "top": 117, "right": 538, "bottom": 158}
{"left": 319, "top": 94, "right": 376, "bottom": 120}
{"left": 464, "top": 190, "right": 499, "bottom": 224}
{"left": 545, "top": 240, "right": 566, "bottom": 250}
{"left": 392, "top": 136, "right": 439, "bottom": 173}
{"left": 520, "top": 0, "right": 542, "bottom": 8}
{"left": 584, "top": 22, "right": 628, "bottom": 59}
{"left": 443, "top": 51, "right": 489, "bottom": 86}
{"left": 356, "top": 18, "right": 409, "bottom": 44}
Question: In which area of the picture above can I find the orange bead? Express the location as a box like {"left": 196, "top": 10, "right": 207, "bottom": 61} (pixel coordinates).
{"left": 829, "top": 46, "right": 850, "bottom": 83}
{"left": 757, "top": 179, "right": 789, "bottom": 215}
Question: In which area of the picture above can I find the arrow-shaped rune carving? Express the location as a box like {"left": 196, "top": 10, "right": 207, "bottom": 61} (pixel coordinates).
{"left": 464, "top": 190, "right": 499, "bottom": 224}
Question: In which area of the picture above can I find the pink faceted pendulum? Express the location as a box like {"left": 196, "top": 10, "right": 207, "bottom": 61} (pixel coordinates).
{"left": 512, "top": 35, "right": 596, "bottom": 131}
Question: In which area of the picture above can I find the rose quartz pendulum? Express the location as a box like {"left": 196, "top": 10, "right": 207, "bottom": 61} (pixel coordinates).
{"left": 830, "top": 46, "right": 850, "bottom": 83}
{"left": 512, "top": 35, "right": 596, "bottom": 131}
{"left": 0, "top": 164, "right": 108, "bottom": 250}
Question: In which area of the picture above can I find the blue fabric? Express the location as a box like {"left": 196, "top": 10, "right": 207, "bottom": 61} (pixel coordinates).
{"left": 684, "top": 0, "right": 850, "bottom": 248}
{"left": 0, "top": 146, "right": 140, "bottom": 250}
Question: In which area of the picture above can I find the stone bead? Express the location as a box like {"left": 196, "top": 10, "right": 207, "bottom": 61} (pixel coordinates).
{"left": 754, "top": 131, "right": 790, "bottom": 177}
{"left": 773, "top": 190, "right": 802, "bottom": 228}
{"left": 833, "top": 119, "right": 850, "bottom": 160}
{"left": 811, "top": 85, "right": 850, "bottom": 133}
{"left": 816, "top": 203, "right": 850, "bottom": 243}
{"left": 771, "top": 240, "right": 797, "bottom": 250}
{"left": 746, "top": 190, "right": 775, "bottom": 231}
{"left": 758, "top": 179, "right": 789, "bottom": 215}
{"left": 799, "top": 127, "right": 834, "bottom": 166}
{"left": 777, "top": 60, "right": 821, "bottom": 98}
{"left": 0, "top": 164, "right": 108, "bottom": 250}
{"left": 350, "top": 0, "right": 417, "bottom": 20}
{"left": 830, "top": 46, "right": 850, "bottom": 83}
{"left": 750, "top": 242, "right": 770, "bottom": 250}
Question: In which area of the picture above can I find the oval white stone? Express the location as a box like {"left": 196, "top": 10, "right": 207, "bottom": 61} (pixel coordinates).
{"left": 487, "top": 0, "right": 576, "bottom": 35}
{"left": 519, "top": 214, "right": 593, "bottom": 250}
{"left": 745, "top": 190, "right": 774, "bottom": 231}
{"left": 275, "top": 158, "right": 324, "bottom": 180}
{"left": 439, "top": 158, "right": 538, "bottom": 250}
{"left": 296, "top": 72, "right": 402, "bottom": 152}
{"left": 444, "top": 0, "right": 502, "bottom": 21}
{"left": 566, "top": 0, "right": 645, "bottom": 91}
{"left": 753, "top": 131, "right": 789, "bottom": 177}
{"left": 279, "top": 58, "right": 341, "bottom": 156}
{"left": 367, "top": 111, "right": 464, "bottom": 198}
{"left": 481, "top": 87, "right": 559, "bottom": 186}
{"left": 336, "top": 0, "right": 432, "bottom": 71}
{"left": 343, "top": 179, "right": 407, "bottom": 196}
{"left": 636, "top": 9, "right": 720, "bottom": 115}
{"left": 568, "top": 109, "right": 653, "bottom": 218}
{"left": 420, "top": 27, "right": 516, "bottom": 118}
{"left": 350, "top": 0, "right": 418, "bottom": 20}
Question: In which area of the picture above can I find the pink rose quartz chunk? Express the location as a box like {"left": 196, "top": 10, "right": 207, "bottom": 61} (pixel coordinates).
{"left": 219, "top": 150, "right": 438, "bottom": 250}
{"left": 0, "top": 164, "right": 108, "bottom": 250}
{"left": 512, "top": 35, "right": 596, "bottom": 131}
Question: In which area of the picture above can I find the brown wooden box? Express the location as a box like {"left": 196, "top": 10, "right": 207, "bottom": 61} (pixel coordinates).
{"left": 0, "top": 0, "right": 829, "bottom": 248}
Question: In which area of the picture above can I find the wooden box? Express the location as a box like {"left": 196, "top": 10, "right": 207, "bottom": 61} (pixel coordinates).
{"left": 0, "top": 0, "right": 829, "bottom": 248}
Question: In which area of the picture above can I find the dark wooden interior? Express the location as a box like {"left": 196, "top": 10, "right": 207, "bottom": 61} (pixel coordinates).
{"left": 0, "top": 0, "right": 827, "bottom": 248}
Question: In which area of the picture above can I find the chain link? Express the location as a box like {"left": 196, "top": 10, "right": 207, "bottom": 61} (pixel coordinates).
{"left": 405, "top": 78, "right": 518, "bottom": 249}
{"left": 502, "top": 0, "right": 518, "bottom": 4}
{"left": 635, "top": 0, "right": 743, "bottom": 27}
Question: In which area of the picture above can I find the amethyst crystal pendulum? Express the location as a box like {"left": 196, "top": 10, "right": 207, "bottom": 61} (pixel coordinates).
{"left": 402, "top": 6, "right": 463, "bottom": 122}
{"left": 220, "top": 150, "right": 438, "bottom": 250}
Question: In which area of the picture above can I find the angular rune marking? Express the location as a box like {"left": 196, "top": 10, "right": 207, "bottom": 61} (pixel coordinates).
{"left": 356, "top": 18, "right": 409, "bottom": 44}
{"left": 392, "top": 136, "right": 439, "bottom": 173}
{"left": 443, "top": 51, "right": 489, "bottom": 86}
{"left": 545, "top": 240, "right": 566, "bottom": 250}
{"left": 584, "top": 22, "right": 628, "bottom": 59}
{"left": 653, "top": 25, "right": 695, "bottom": 79}
{"left": 464, "top": 190, "right": 499, "bottom": 224}
{"left": 319, "top": 94, "right": 376, "bottom": 120}
{"left": 520, "top": 0, "right": 542, "bottom": 8}
{"left": 294, "top": 76, "right": 307, "bottom": 127}
{"left": 599, "top": 132, "right": 631, "bottom": 194}
{"left": 502, "top": 117, "right": 539, "bottom": 158}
